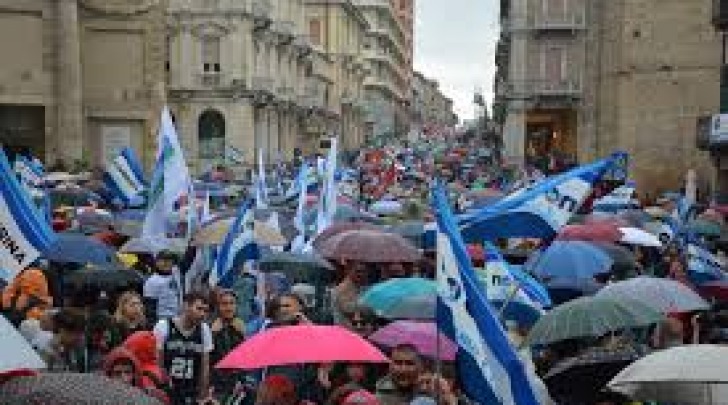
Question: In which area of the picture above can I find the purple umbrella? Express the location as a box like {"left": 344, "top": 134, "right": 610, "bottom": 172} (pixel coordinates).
{"left": 369, "top": 320, "right": 457, "bottom": 361}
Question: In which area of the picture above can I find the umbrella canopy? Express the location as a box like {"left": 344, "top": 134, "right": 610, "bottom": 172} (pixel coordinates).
{"left": 597, "top": 276, "right": 709, "bottom": 314}
{"left": 608, "top": 345, "right": 728, "bottom": 404}
{"left": 0, "top": 373, "right": 163, "bottom": 405}
{"left": 359, "top": 277, "right": 435, "bottom": 317}
{"left": 65, "top": 266, "right": 144, "bottom": 293}
{"left": 369, "top": 320, "right": 457, "bottom": 361}
{"left": 526, "top": 241, "right": 614, "bottom": 280}
{"left": 544, "top": 345, "right": 640, "bottom": 403}
{"left": 119, "top": 237, "right": 187, "bottom": 255}
{"left": 698, "top": 280, "right": 728, "bottom": 302}
{"left": 258, "top": 251, "right": 335, "bottom": 284}
{"left": 370, "top": 200, "right": 403, "bottom": 216}
{"left": 312, "top": 222, "right": 381, "bottom": 249}
{"left": 45, "top": 233, "right": 117, "bottom": 265}
{"left": 192, "top": 218, "right": 287, "bottom": 246}
{"left": 556, "top": 224, "right": 622, "bottom": 243}
{"left": 592, "top": 242, "right": 638, "bottom": 272}
{"left": 618, "top": 227, "right": 662, "bottom": 247}
{"left": 527, "top": 296, "right": 664, "bottom": 345}
{"left": 645, "top": 206, "right": 670, "bottom": 219}
{"left": 216, "top": 325, "right": 388, "bottom": 369}
{"left": 688, "top": 219, "right": 724, "bottom": 238}
{"left": 317, "top": 229, "right": 422, "bottom": 263}
{"left": 0, "top": 315, "right": 45, "bottom": 373}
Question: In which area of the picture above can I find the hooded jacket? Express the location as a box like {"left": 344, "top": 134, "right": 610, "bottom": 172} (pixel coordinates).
{"left": 103, "top": 345, "right": 170, "bottom": 404}
{"left": 122, "top": 331, "right": 170, "bottom": 402}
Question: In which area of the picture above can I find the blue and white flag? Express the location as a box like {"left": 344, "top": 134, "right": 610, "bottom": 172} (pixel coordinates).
{"left": 256, "top": 149, "right": 268, "bottom": 209}
{"left": 592, "top": 182, "right": 638, "bottom": 212}
{"left": 433, "top": 184, "right": 542, "bottom": 405}
{"left": 224, "top": 145, "right": 245, "bottom": 165}
{"left": 316, "top": 138, "right": 338, "bottom": 234}
{"left": 103, "top": 147, "right": 146, "bottom": 207}
{"left": 14, "top": 155, "right": 44, "bottom": 189}
{"left": 482, "top": 242, "right": 551, "bottom": 310}
{"left": 0, "top": 149, "right": 56, "bottom": 283}
{"left": 200, "top": 191, "right": 212, "bottom": 225}
{"left": 210, "top": 200, "right": 259, "bottom": 288}
{"left": 687, "top": 243, "right": 726, "bottom": 284}
{"left": 290, "top": 163, "right": 310, "bottom": 253}
{"left": 143, "top": 106, "right": 191, "bottom": 239}
{"left": 460, "top": 152, "right": 627, "bottom": 241}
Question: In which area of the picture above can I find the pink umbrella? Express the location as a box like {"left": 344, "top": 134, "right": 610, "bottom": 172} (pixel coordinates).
{"left": 556, "top": 224, "right": 622, "bottom": 243}
{"left": 368, "top": 320, "right": 458, "bottom": 361}
{"left": 216, "top": 325, "right": 388, "bottom": 370}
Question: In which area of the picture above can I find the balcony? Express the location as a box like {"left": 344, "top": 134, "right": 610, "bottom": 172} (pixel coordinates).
{"left": 197, "top": 72, "right": 223, "bottom": 87}
{"left": 531, "top": 12, "right": 586, "bottom": 33}
{"left": 251, "top": 0, "right": 272, "bottom": 30}
{"left": 274, "top": 21, "right": 295, "bottom": 45}
{"left": 714, "top": 0, "right": 728, "bottom": 30}
{"left": 502, "top": 79, "right": 582, "bottom": 102}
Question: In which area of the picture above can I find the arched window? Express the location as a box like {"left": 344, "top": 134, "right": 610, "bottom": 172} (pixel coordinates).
{"left": 198, "top": 109, "right": 225, "bottom": 159}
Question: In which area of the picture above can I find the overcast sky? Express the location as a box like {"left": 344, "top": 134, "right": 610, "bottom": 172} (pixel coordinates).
{"left": 414, "top": 0, "right": 499, "bottom": 122}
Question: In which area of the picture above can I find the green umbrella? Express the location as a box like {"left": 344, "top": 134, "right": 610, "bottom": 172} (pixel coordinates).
{"left": 687, "top": 219, "right": 723, "bottom": 237}
{"left": 527, "top": 296, "right": 664, "bottom": 346}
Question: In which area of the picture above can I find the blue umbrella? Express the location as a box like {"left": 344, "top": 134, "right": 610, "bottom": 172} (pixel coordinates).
{"left": 44, "top": 233, "right": 117, "bottom": 265}
{"left": 526, "top": 241, "right": 614, "bottom": 280}
{"left": 359, "top": 277, "right": 436, "bottom": 316}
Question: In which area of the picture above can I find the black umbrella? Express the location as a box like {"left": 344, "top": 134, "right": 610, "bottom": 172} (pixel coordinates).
{"left": 258, "top": 251, "right": 335, "bottom": 284}
{"left": 544, "top": 345, "right": 640, "bottom": 403}
{"left": 65, "top": 265, "right": 144, "bottom": 293}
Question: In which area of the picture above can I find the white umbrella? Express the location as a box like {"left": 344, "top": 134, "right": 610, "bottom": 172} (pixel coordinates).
{"left": 0, "top": 315, "right": 45, "bottom": 372}
{"left": 608, "top": 345, "right": 728, "bottom": 404}
{"left": 370, "top": 200, "right": 403, "bottom": 216}
{"left": 619, "top": 227, "right": 663, "bottom": 247}
{"left": 598, "top": 276, "right": 709, "bottom": 314}
{"left": 119, "top": 237, "right": 187, "bottom": 255}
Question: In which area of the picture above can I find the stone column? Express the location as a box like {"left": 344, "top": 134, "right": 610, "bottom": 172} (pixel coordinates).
{"left": 56, "top": 0, "right": 84, "bottom": 164}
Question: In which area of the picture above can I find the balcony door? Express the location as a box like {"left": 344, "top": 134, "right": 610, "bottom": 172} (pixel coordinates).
{"left": 542, "top": 0, "right": 568, "bottom": 23}
{"left": 540, "top": 45, "right": 567, "bottom": 90}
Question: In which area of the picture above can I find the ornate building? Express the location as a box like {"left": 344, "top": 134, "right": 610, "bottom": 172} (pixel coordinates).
{"left": 0, "top": 0, "right": 166, "bottom": 168}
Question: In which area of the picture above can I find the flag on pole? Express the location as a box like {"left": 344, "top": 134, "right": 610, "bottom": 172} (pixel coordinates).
{"left": 460, "top": 152, "right": 627, "bottom": 241}
{"left": 433, "top": 183, "right": 542, "bottom": 405}
{"left": 316, "top": 138, "right": 338, "bottom": 233}
{"left": 290, "top": 163, "right": 310, "bottom": 253}
{"left": 103, "top": 147, "right": 146, "bottom": 207}
{"left": 210, "top": 200, "right": 259, "bottom": 288}
{"left": 256, "top": 149, "right": 268, "bottom": 209}
{"left": 142, "top": 106, "right": 191, "bottom": 239}
{"left": 0, "top": 149, "right": 56, "bottom": 283}
{"left": 201, "top": 191, "right": 212, "bottom": 224}
{"left": 592, "top": 182, "right": 638, "bottom": 213}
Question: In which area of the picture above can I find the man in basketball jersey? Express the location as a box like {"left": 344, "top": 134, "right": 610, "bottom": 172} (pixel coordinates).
{"left": 153, "top": 291, "right": 213, "bottom": 404}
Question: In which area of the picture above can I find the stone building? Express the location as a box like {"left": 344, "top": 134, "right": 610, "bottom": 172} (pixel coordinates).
{"left": 498, "top": 0, "right": 719, "bottom": 195}
{"left": 0, "top": 0, "right": 166, "bottom": 168}
{"left": 412, "top": 71, "right": 457, "bottom": 137}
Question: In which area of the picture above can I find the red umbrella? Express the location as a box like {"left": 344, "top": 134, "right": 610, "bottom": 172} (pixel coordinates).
{"left": 556, "top": 224, "right": 622, "bottom": 243}
{"left": 698, "top": 280, "right": 728, "bottom": 302}
{"left": 216, "top": 325, "right": 388, "bottom": 370}
{"left": 317, "top": 229, "right": 421, "bottom": 263}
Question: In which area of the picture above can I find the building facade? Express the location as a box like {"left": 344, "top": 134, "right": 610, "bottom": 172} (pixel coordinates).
{"left": 355, "top": 0, "right": 409, "bottom": 142}
{"left": 304, "top": 0, "right": 370, "bottom": 152}
{"left": 412, "top": 71, "right": 457, "bottom": 137}
{"left": 0, "top": 0, "right": 166, "bottom": 169}
{"left": 498, "top": 0, "right": 718, "bottom": 195}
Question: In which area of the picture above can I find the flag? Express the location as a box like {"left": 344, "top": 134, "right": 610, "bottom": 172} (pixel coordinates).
{"left": 290, "top": 163, "right": 310, "bottom": 252}
{"left": 460, "top": 152, "right": 627, "bottom": 241}
{"left": 200, "top": 191, "right": 212, "bottom": 224}
{"left": 142, "top": 106, "right": 191, "bottom": 238}
{"left": 14, "top": 155, "right": 48, "bottom": 218}
{"left": 592, "top": 182, "right": 638, "bottom": 212}
{"left": 433, "top": 184, "right": 542, "bottom": 405}
{"left": 686, "top": 243, "right": 726, "bottom": 284}
{"left": 224, "top": 145, "right": 245, "bottom": 165}
{"left": 0, "top": 149, "right": 56, "bottom": 283}
{"left": 482, "top": 242, "right": 551, "bottom": 310}
{"left": 210, "top": 200, "right": 259, "bottom": 288}
{"left": 103, "top": 147, "right": 146, "bottom": 207}
{"left": 256, "top": 149, "right": 268, "bottom": 209}
{"left": 316, "top": 138, "right": 338, "bottom": 233}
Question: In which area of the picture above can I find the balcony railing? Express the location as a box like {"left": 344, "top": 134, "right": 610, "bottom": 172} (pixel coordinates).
{"left": 713, "top": 0, "right": 728, "bottom": 30}
{"left": 197, "top": 72, "right": 223, "bottom": 87}
{"left": 503, "top": 79, "right": 582, "bottom": 99}
{"left": 531, "top": 12, "right": 586, "bottom": 31}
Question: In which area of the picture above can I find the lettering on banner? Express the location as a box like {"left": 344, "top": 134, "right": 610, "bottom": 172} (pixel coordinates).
{"left": 0, "top": 224, "right": 27, "bottom": 264}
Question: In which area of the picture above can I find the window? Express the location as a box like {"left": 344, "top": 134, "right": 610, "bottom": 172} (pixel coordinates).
{"left": 309, "top": 18, "right": 322, "bottom": 46}
{"left": 202, "top": 36, "right": 220, "bottom": 73}
{"left": 543, "top": 0, "right": 567, "bottom": 22}
{"left": 541, "top": 45, "right": 567, "bottom": 83}
{"left": 198, "top": 109, "right": 225, "bottom": 160}
{"left": 400, "top": 0, "right": 407, "bottom": 11}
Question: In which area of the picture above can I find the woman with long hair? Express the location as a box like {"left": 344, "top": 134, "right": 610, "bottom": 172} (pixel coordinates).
{"left": 105, "top": 291, "right": 147, "bottom": 350}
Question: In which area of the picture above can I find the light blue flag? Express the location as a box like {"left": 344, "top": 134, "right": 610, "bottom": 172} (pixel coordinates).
{"left": 433, "top": 183, "right": 543, "bottom": 405}
{"left": 256, "top": 149, "right": 268, "bottom": 209}
{"left": 460, "top": 152, "right": 627, "bottom": 241}
{"left": 0, "top": 149, "right": 56, "bottom": 283}
{"left": 687, "top": 243, "right": 726, "bottom": 284}
{"left": 143, "top": 107, "right": 191, "bottom": 239}
{"left": 291, "top": 163, "right": 310, "bottom": 253}
{"left": 103, "top": 147, "right": 146, "bottom": 207}
{"left": 210, "top": 200, "right": 260, "bottom": 288}
{"left": 592, "top": 181, "right": 638, "bottom": 213}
